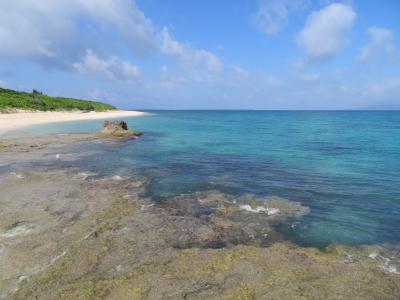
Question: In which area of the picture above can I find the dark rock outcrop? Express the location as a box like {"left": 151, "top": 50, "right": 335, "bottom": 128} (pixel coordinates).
{"left": 100, "top": 120, "right": 142, "bottom": 138}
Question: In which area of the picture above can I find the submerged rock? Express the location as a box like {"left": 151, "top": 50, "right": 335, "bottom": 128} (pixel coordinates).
{"left": 100, "top": 120, "right": 142, "bottom": 138}
{"left": 151, "top": 191, "right": 309, "bottom": 249}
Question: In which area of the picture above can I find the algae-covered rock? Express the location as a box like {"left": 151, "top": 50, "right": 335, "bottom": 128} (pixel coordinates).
{"left": 100, "top": 120, "right": 142, "bottom": 138}
{"left": 2, "top": 135, "right": 400, "bottom": 300}
{"left": 150, "top": 191, "right": 309, "bottom": 249}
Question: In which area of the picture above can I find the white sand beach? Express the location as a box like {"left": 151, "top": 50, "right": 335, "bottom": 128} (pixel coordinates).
{"left": 0, "top": 110, "right": 146, "bottom": 134}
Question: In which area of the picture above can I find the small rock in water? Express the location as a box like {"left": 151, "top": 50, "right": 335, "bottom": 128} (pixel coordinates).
{"left": 100, "top": 120, "right": 142, "bottom": 138}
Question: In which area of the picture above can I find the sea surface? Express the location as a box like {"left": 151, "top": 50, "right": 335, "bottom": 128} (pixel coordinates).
{"left": 9, "top": 111, "right": 400, "bottom": 248}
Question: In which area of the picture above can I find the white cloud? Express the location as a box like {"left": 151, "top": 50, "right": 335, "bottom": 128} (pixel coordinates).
{"left": 358, "top": 27, "right": 397, "bottom": 61}
{"left": 147, "top": 66, "right": 184, "bottom": 89}
{"left": 300, "top": 73, "right": 321, "bottom": 81}
{"left": 252, "top": 0, "right": 309, "bottom": 35}
{"left": 88, "top": 88, "right": 121, "bottom": 104}
{"left": 0, "top": 1, "right": 75, "bottom": 59}
{"left": 362, "top": 77, "right": 400, "bottom": 98}
{"left": 0, "top": 0, "right": 156, "bottom": 58}
{"left": 263, "top": 74, "right": 283, "bottom": 87}
{"left": 232, "top": 66, "right": 250, "bottom": 78}
{"left": 159, "top": 28, "right": 223, "bottom": 74}
{"left": 297, "top": 3, "right": 356, "bottom": 60}
{"left": 73, "top": 49, "right": 139, "bottom": 82}
{"left": 252, "top": 0, "right": 289, "bottom": 35}
{"left": 0, "top": 0, "right": 222, "bottom": 77}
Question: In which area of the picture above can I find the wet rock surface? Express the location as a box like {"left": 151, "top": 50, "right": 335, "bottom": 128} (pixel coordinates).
{"left": 153, "top": 191, "right": 309, "bottom": 249}
{"left": 0, "top": 134, "right": 399, "bottom": 299}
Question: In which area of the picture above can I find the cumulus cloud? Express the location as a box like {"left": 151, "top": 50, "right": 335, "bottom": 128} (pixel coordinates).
{"left": 0, "top": 0, "right": 155, "bottom": 58}
{"left": 73, "top": 49, "right": 139, "bottom": 81}
{"left": 358, "top": 27, "right": 397, "bottom": 61}
{"left": 252, "top": 0, "right": 309, "bottom": 35}
{"left": 0, "top": 0, "right": 222, "bottom": 78}
{"left": 0, "top": 1, "right": 77, "bottom": 65}
{"left": 297, "top": 3, "right": 356, "bottom": 60}
{"left": 159, "top": 28, "right": 223, "bottom": 74}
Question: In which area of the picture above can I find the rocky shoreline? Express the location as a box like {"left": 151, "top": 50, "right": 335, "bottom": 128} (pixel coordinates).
{"left": 0, "top": 133, "right": 399, "bottom": 299}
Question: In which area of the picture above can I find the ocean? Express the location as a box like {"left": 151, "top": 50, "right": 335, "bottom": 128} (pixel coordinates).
{"left": 11, "top": 110, "right": 400, "bottom": 248}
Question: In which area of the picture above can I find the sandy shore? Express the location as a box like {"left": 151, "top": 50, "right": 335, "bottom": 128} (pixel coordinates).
{"left": 0, "top": 110, "right": 146, "bottom": 134}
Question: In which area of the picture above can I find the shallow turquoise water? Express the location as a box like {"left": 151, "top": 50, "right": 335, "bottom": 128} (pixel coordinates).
{"left": 9, "top": 111, "right": 400, "bottom": 248}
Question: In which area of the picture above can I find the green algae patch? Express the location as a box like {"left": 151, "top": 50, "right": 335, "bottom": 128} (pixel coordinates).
{"left": 12, "top": 199, "right": 400, "bottom": 300}
{"left": 220, "top": 283, "right": 255, "bottom": 300}
{"left": 56, "top": 279, "right": 146, "bottom": 300}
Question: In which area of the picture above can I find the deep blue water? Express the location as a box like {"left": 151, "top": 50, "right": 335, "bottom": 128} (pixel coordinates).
{"left": 9, "top": 111, "right": 400, "bottom": 248}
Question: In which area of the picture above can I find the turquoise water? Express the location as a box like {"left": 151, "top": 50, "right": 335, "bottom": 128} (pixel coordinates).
{"left": 10, "top": 111, "right": 400, "bottom": 248}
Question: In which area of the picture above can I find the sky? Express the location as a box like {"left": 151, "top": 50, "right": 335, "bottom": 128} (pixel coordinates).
{"left": 0, "top": 0, "right": 399, "bottom": 110}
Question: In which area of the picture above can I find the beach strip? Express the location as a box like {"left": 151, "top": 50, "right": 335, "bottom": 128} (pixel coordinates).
{"left": 0, "top": 110, "right": 146, "bottom": 134}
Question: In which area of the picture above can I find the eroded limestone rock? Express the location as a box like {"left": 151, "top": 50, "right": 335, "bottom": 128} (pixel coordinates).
{"left": 100, "top": 120, "right": 142, "bottom": 138}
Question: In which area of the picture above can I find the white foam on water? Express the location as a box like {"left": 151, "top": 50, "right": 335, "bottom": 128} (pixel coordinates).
{"left": 368, "top": 252, "right": 378, "bottom": 259}
{"left": 112, "top": 175, "right": 123, "bottom": 181}
{"left": 368, "top": 252, "right": 400, "bottom": 274}
{"left": 382, "top": 264, "right": 399, "bottom": 274}
{"left": 77, "top": 172, "right": 89, "bottom": 179}
{"left": 10, "top": 172, "right": 24, "bottom": 179}
{"left": 141, "top": 204, "right": 155, "bottom": 211}
{"left": 55, "top": 154, "right": 60, "bottom": 160}
{"left": 76, "top": 172, "right": 97, "bottom": 180}
{"left": 267, "top": 207, "right": 279, "bottom": 215}
{"left": 239, "top": 204, "right": 279, "bottom": 215}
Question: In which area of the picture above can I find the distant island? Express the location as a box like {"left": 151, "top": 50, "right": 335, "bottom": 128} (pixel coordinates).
{"left": 0, "top": 87, "right": 116, "bottom": 112}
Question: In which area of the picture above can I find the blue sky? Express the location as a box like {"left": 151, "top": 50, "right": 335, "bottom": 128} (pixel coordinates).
{"left": 0, "top": 0, "right": 399, "bottom": 109}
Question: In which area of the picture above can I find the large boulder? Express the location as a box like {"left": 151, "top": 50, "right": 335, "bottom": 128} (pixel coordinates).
{"left": 100, "top": 120, "right": 142, "bottom": 138}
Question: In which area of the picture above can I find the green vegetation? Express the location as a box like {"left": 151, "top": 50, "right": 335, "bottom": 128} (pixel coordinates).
{"left": 0, "top": 87, "right": 116, "bottom": 112}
